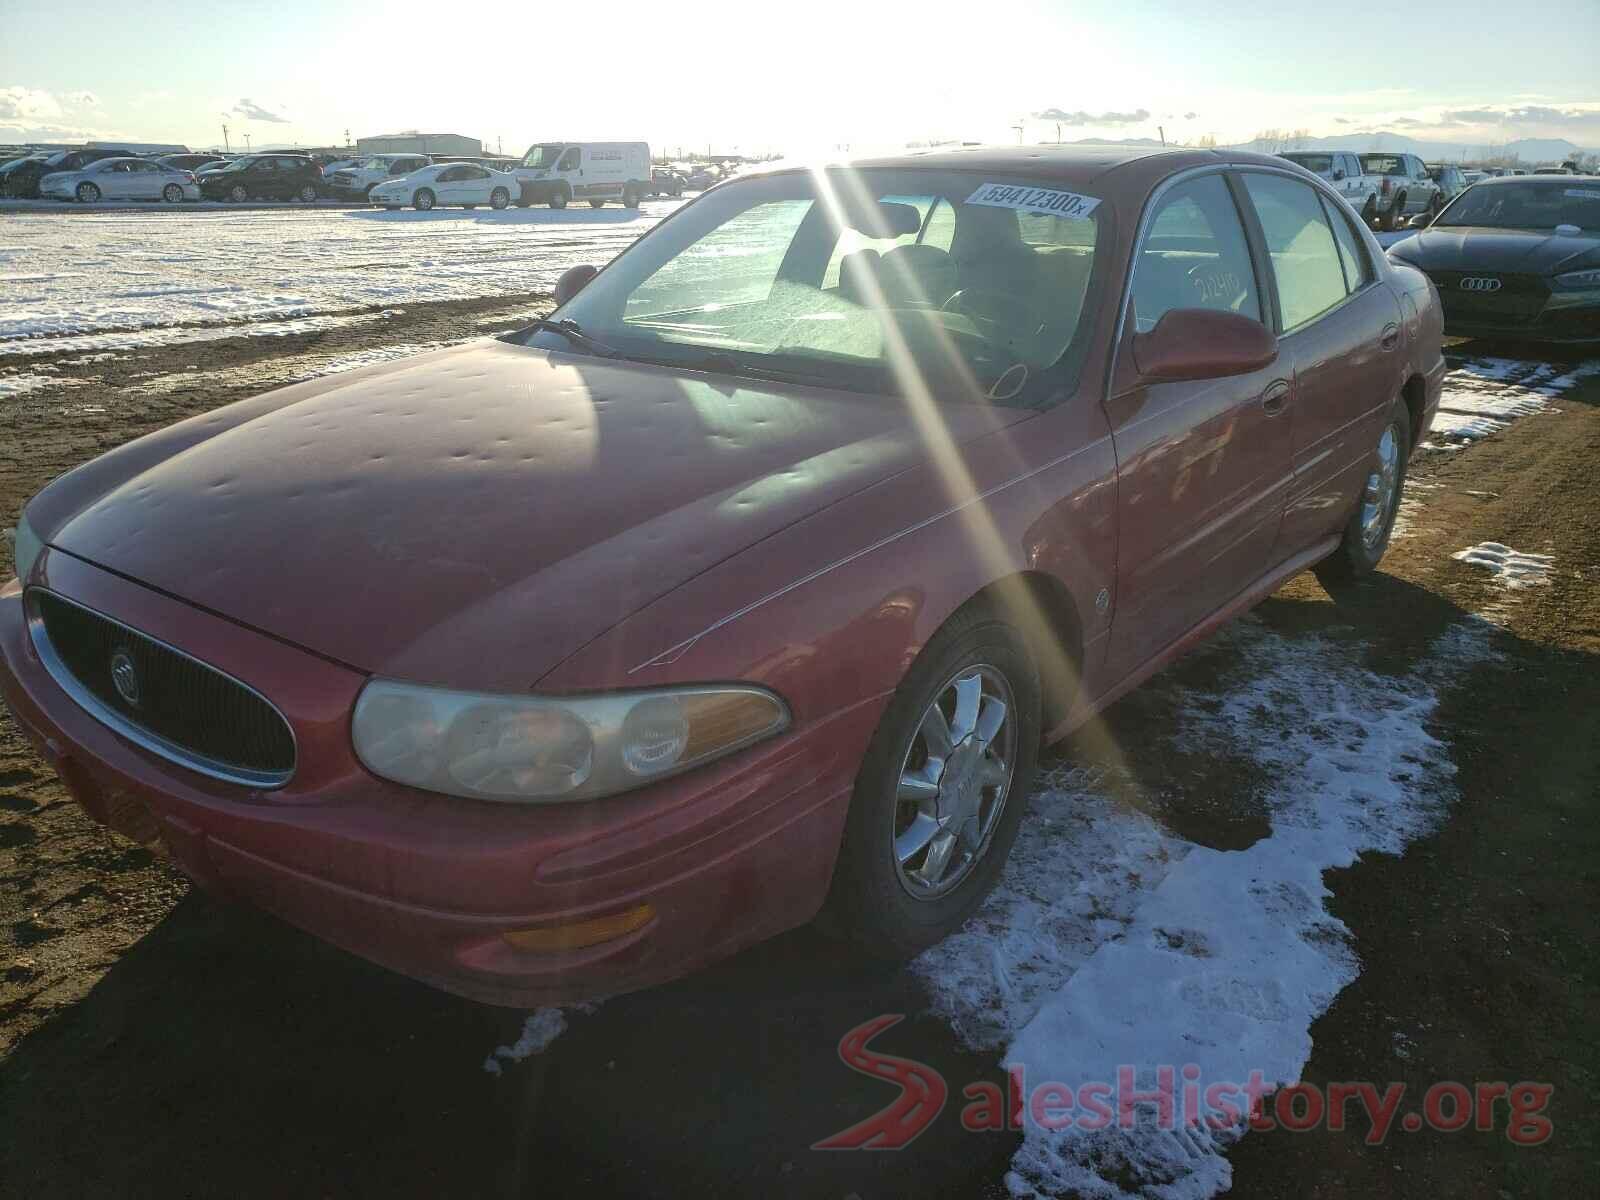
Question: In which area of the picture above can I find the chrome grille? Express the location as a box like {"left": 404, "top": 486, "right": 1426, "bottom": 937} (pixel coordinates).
{"left": 28, "top": 590, "right": 295, "bottom": 788}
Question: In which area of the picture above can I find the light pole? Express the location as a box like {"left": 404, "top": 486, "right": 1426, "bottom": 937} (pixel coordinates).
{"left": 1012, "top": 123, "right": 1024, "bottom": 144}
{"left": 221, "top": 123, "right": 230, "bottom": 153}
{"left": 243, "top": 132, "right": 251, "bottom": 151}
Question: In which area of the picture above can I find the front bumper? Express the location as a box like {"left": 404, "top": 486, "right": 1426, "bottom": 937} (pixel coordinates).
{"left": 0, "top": 553, "right": 871, "bottom": 1007}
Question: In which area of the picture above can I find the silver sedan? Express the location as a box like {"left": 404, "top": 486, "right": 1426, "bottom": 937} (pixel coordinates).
{"left": 39, "top": 157, "right": 201, "bottom": 204}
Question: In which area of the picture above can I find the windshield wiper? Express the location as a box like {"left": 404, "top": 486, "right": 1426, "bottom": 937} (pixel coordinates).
{"left": 615, "top": 349, "right": 845, "bottom": 389}
{"left": 522, "top": 318, "right": 622, "bottom": 358}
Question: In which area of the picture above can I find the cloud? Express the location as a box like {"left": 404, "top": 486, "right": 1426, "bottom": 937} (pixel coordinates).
{"left": 1441, "top": 104, "right": 1599, "bottom": 127}
{"left": 1183, "top": 111, "right": 1197, "bottom": 120}
{"left": 63, "top": 90, "right": 99, "bottom": 107}
{"left": 0, "top": 86, "right": 64, "bottom": 122}
{"left": 1332, "top": 117, "right": 1353, "bottom": 124}
{"left": 230, "top": 98, "right": 289, "bottom": 124}
{"left": 1034, "top": 106, "right": 1151, "bottom": 126}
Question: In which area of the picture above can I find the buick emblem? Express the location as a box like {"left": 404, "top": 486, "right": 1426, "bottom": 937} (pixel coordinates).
{"left": 1459, "top": 277, "right": 1502, "bottom": 293}
{"left": 110, "top": 649, "right": 140, "bottom": 708}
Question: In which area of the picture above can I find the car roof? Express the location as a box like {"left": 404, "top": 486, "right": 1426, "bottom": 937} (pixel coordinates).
{"left": 1469, "top": 173, "right": 1600, "bottom": 186}
{"left": 743, "top": 144, "right": 1295, "bottom": 192}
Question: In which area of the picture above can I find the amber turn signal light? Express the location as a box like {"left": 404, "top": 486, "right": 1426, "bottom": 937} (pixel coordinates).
{"left": 501, "top": 903, "right": 655, "bottom": 953}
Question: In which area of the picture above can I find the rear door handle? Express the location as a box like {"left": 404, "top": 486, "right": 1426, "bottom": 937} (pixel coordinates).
{"left": 1261, "top": 380, "right": 1291, "bottom": 415}
{"left": 1380, "top": 323, "right": 1401, "bottom": 351}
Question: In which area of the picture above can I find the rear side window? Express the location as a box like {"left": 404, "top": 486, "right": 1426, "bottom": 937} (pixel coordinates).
{"left": 1241, "top": 174, "right": 1348, "bottom": 331}
{"left": 1320, "top": 196, "right": 1372, "bottom": 292}
{"left": 1130, "top": 174, "right": 1261, "bottom": 333}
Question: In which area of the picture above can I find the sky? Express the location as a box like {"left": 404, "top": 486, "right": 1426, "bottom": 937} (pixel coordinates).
{"left": 3, "top": 0, "right": 1598, "bottom": 156}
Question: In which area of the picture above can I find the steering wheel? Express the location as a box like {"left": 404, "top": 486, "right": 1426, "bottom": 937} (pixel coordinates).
{"left": 941, "top": 288, "right": 1035, "bottom": 332}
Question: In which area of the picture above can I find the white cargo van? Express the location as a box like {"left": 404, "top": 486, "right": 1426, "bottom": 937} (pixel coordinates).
{"left": 512, "top": 141, "right": 651, "bottom": 209}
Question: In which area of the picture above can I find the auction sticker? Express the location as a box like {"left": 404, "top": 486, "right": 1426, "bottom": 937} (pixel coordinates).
{"left": 1564, "top": 188, "right": 1600, "bottom": 200}
{"left": 967, "top": 182, "right": 1100, "bottom": 219}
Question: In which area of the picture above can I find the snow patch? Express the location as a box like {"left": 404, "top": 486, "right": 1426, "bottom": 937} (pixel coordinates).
{"left": 482, "top": 1008, "right": 568, "bottom": 1076}
{"left": 923, "top": 619, "right": 1492, "bottom": 1199}
{"left": 1451, "top": 542, "right": 1554, "bottom": 588}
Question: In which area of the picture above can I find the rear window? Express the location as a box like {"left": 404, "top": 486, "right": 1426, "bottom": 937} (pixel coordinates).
{"left": 1284, "top": 153, "right": 1333, "bottom": 174}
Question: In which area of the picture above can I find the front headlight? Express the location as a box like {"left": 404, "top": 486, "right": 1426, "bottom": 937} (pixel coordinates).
{"left": 9, "top": 512, "right": 42, "bottom": 583}
{"left": 1552, "top": 268, "right": 1600, "bottom": 290}
{"left": 352, "top": 680, "right": 789, "bottom": 803}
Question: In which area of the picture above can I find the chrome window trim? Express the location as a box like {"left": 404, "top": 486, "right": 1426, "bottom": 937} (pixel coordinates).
{"left": 24, "top": 588, "right": 296, "bottom": 790}
{"left": 1108, "top": 161, "right": 1385, "bottom": 390}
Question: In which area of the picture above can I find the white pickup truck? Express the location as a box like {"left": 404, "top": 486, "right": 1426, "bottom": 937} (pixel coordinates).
{"left": 1278, "top": 150, "right": 1385, "bottom": 227}
{"left": 324, "top": 154, "right": 433, "bottom": 200}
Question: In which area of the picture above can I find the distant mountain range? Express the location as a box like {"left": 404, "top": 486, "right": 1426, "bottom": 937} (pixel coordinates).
{"left": 1057, "top": 132, "right": 1594, "bottom": 164}
{"left": 1225, "top": 132, "right": 1595, "bottom": 164}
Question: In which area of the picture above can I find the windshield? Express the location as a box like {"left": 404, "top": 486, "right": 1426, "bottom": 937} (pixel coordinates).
{"left": 1434, "top": 181, "right": 1600, "bottom": 231}
{"left": 1284, "top": 153, "right": 1332, "bottom": 173}
{"left": 522, "top": 167, "right": 1106, "bottom": 406}
{"left": 520, "top": 143, "right": 564, "bottom": 169}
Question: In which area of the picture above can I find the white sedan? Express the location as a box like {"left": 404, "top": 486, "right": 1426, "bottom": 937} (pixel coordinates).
{"left": 369, "top": 162, "right": 518, "bottom": 211}
{"left": 39, "top": 157, "right": 201, "bottom": 204}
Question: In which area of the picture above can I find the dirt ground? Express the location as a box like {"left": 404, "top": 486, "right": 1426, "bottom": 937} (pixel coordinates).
{"left": 1, "top": 310, "right": 1596, "bottom": 1198}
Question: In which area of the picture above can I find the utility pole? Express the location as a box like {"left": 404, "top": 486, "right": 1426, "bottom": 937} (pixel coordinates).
{"left": 221, "top": 123, "right": 230, "bottom": 153}
{"left": 1158, "top": 125, "right": 1166, "bottom": 146}
{"left": 243, "top": 132, "right": 251, "bottom": 150}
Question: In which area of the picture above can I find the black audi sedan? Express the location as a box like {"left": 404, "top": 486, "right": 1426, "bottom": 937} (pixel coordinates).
{"left": 1386, "top": 176, "right": 1600, "bottom": 345}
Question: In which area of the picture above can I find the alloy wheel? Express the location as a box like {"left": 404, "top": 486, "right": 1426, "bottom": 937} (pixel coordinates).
{"left": 891, "top": 664, "right": 1017, "bottom": 899}
{"left": 1361, "top": 422, "right": 1402, "bottom": 550}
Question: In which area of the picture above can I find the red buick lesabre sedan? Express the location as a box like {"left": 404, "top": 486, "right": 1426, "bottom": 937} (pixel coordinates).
{"left": 1, "top": 147, "right": 1443, "bottom": 1006}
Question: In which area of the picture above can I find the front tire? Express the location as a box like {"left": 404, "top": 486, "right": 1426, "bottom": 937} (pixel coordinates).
{"left": 1314, "top": 400, "right": 1411, "bottom": 588}
{"left": 229, "top": 183, "right": 248, "bottom": 204}
{"left": 822, "top": 604, "right": 1040, "bottom": 958}
{"left": 298, "top": 184, "right": 318, "bottom": 203}
{"left": 414, "top": 188, "right": 435, "bottom": 211}
{"left": 77, "top": 182, "right": 102, "bottom": 203}
{"left": 490, "top": 187, "right": 509, "bottom": 210}
{"left": 549, "top": 186, "right": 569, "bottom": 209}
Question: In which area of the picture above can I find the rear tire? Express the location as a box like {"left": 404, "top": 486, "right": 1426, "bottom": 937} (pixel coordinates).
{"left": 298, "top": 184, "right": 318, "bottom": 203}
{"left": 414, "top": 188, "right": 435, "bottom": 211}
{"left": 623, "top": 186, "right": 641, "bottom": 209}
{"left": 1383, "top": 193, "right": 1407, "bottom": 231}
{"left": 162, "top": 183, "right": 183, "bottom": 203}
{"left": 229, "top": 183, "right": 248, "bottom": 204}
{"left": 1314, "top": 398, "right": 1411, "bottom": 588}
{"left": 820, "top": 603, "right": 1040, "bottom": 959}
{"left": 77, "top": 182, "right": 102, "bottom": 203}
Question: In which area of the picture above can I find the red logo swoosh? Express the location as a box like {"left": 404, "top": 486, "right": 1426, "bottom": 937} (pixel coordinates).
{"left": 812, "top": 1014, "right": 948, "bottom": 1150}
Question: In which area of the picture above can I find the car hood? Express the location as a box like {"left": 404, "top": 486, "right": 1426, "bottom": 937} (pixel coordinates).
{"left": 1390, "top": 227, "right": 1600, "bottom": 275}
{"left": 39, "top": 340, "right": 1030, "bottom": 690}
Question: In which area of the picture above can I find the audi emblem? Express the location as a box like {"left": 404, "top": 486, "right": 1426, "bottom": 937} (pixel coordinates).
{"left": 1459, "top": 277, "right": 1503, "bottom": 293}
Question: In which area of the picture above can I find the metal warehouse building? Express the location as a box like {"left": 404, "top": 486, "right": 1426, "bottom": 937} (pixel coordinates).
{"left": 356, "top": 132, "right": 482, "bottom": 156}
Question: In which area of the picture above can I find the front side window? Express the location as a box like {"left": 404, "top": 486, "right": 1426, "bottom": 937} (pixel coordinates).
{"left": 1130, "top": 174, "right": 1260, "bottom": 333}
{"left": 556, "top": 148, "right": 580, "bottom": 171}
{"left": 529, "top": 168, "right": 1107, "bottom": 405}
{"left": 1242, "top": 174, "right": 1349, "bottom": 331}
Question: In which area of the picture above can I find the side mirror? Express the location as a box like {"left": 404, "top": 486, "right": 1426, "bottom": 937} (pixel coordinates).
{"left": 553, "top": 264, "right": 598, "bottom": 306}
{"left": 1133, "top": 309, "right": 1278, "bottom": 383}
{"left": 1407, "top": 212, "right": 1433, "bottom": 229}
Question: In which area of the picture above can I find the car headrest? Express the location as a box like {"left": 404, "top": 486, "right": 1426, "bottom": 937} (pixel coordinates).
{"left": 838, "top": 249, "right": 882, "bottom": 305}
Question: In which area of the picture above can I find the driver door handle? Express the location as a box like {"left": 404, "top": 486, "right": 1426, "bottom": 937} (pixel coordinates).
{"left": 1261, "top": 379, "right": 1292, "bottom": 416}
{"left": 1380, "top": 323, "right": 1401, "bottom": 351}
